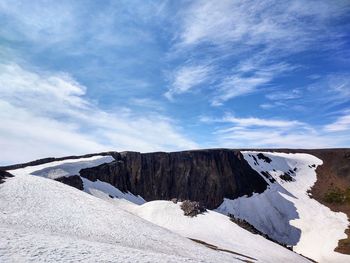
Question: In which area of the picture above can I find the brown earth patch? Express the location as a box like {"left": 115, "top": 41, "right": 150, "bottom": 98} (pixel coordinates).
{"left": 307, "top": 149, "right": 350, "bottom": 254}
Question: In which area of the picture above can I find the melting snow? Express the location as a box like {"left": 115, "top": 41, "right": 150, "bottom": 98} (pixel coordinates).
{"left": 216, "top": 151, "right": 350, "bottom": 263}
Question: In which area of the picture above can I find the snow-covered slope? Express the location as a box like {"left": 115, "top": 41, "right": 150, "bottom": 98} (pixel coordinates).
{"left": 130, "top": 200, "right": 309, "bottom": 263}
{"left": 0, "top": 168, "right": 244, "bottom": 263}
{"left": 23, "top": 155, "right": 115, "bottom": 179}
{"left": 0, "top": 155, "right": 310, "bottom": 262}
{"left": 216, "top": 151, "right": 350, "bottom": 263}
{"left": 10, "top": 155, "right": 146, "bottom": 205}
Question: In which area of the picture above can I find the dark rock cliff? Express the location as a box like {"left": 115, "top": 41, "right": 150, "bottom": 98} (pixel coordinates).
{"left": 0, "top": 170, "right": 14, "bottom": 184}
{"left": 79, "top": 149, "right": 268, "bottom": 209}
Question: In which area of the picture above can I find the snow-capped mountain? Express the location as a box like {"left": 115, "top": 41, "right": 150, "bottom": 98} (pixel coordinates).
{"left": 1, "top": 149, "right": 349, "bottom": 262}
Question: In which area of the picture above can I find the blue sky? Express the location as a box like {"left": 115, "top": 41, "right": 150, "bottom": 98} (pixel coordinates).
{"left": 0, "top": 0, "right": 350, "bottom": 164}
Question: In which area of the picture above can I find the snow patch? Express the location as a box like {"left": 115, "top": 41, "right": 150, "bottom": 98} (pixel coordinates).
{"left": 82, "top": 177, "right": 145, "bottom": 205}
{"left": 9, "top": 155, "right": 114, "bottom": 179}
{"left": 216, "top": 151, "right": 350, "bottom": 263}
{"left": 131, "top": 200, "right": 309, "bottom": 263}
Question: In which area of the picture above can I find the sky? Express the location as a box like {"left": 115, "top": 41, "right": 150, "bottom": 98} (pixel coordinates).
{"left": 0, "top": 0, "right": 350, "bottom": 164}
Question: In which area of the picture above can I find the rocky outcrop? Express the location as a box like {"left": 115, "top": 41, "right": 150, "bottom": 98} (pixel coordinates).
{"left": 0, "top": 170, "right": 14, "bottom": 184}
{"left": 55, "top": 175, "right": 84, "bottom": 190}
{"left": 180, "top": 200, "right": 207, "bottom": 217}
{"left": 79, "top": 149, "right": 268, "bottom": 209}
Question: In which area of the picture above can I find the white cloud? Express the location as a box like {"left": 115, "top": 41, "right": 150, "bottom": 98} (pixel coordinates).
{"left": 129, "top": 97, "right": 164, "bottom": 111}
{"left": 327, "top": 74, "right": 350, "bottom": 98}
{"left": 214, "top": 127, "right": 334, "bottom": 149}
{"left": 220, "top": 116, "right": 305, "bottom": 129}
{"left": 171, "top": 0, "right": 349, "bottom": 105}
{"left": 0, "top": 0, "right": 78, "bottom": 44}
{"left": 0, "top": 63, "right": 198, "bottom": 165}
{"left": 202, "top": 113, "right": 350, "bottom": 148}
{"left": 165, "top": 64, "right": 212, "bottom": 99}
{"left": 211, "top": 74, "right": 270, "bottom": 106}
{"left": 178, "top": 0, "right": 348, "bottom": 50}
{"left": 212, "top": 62, "right": 294, "bottom": 105}
{"left": 266, "top": 89, "right": 302, "bottom": 101}
{"left": 324, "top": 113, "right": 350, "bottom": 132}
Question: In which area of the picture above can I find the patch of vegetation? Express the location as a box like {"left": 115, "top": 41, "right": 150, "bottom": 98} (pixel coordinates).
{"left": 324, "top": 187, "right": 350, "bottom": 204}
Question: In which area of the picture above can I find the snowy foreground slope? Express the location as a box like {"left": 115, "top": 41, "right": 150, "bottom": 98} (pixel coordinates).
{"left": 217, "top": 151, "right": 350, "bottom": 263}
{"left": 131, "top": 201, "right": 308, "bottom": 263}
{"left": 0, "top": 155, "right": 308, "bottom": 263}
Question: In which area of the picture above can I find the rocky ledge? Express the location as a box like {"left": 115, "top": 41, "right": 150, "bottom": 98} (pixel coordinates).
{"left": 79, "top": 149, "right": 268, "bottom": 209}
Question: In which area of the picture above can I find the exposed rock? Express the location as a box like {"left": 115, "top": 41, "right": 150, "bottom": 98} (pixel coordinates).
{"left": 257, "top": 153, "right": 272, "bottom": 163}
{"left": 280, "top": 173, "right": 295, "bottom": 182}
{"left": 0, "top": 170, "right": 14, "bottom": 184}
{"left": 180, "top": 200, "right": 206, "bottom": 217}
{"left": 79, "top": 149, "right": 268, "bottom": 209}
{"left": 54, "top": 175, "right": 84, "bottom": 190}
{"left": 261, "top": 171, "right": 276, "bottom": 183}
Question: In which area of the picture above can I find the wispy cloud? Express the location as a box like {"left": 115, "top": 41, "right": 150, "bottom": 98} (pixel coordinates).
{"left": 214, "top": 127, "right": 336, "bottom": 149}
{"left": 202, "top": 113, "right": 307, "bottom": 130}
{"left": 165, "top": 64, "right": 212, "bottom": 100}
{"left": 212, "top": 62, "right": 295, "bottom": 105}
{"left": 266, "top": 89, "right": 302, "bottom": 101}
{"left": 0, "top": 63, "right": 197, "bottom": 164}
{"left": 220, "top": 115, "right": 305, "bottom": 129}
{"left": 170, "top": 0, "right": 350, "bottom": 105}
{"left": 201, "top": 113, "right": 350, "bottom": 148}
{"left": 324, "top": 112, "right": 350, "bottom": 132}
{"left": 0, "top": 0, "right": 78, "bottom": 44}
{"left": 177, "top": 0, "right": 349, "bottom": 51}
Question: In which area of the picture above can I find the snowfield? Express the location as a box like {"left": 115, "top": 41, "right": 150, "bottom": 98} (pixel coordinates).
{"left": 131, "top": 200, "right": 309, "bottom": 263}
{"left": 11, "top": 155, "right": 115, "bottom": 179}
{"left": 2, "top": 152, "right": 348, "bottom": 262}
{"left": 216, "top": 151, "right": 350, "bottom": 263}
{"left": 0, "top": 155, "right": 309, "bottom": 262}
{"left": 0, "top": 170, "right": 241, "bottom": 262}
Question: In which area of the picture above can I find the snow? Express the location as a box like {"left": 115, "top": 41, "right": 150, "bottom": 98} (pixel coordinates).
{"left": 16, "top": 155, "right": 115, "bottom": 179}
{"left": 8, "top": 155, "right": 145, "bottom": 205}
{"left": 0, "top": 170, "right": 243, "bottom": 263}
{"left": 130, "top": 200, "right": 310, "bottom": 263}
{"left": 2, "top": 153, "right": 339, "bottom": 262}
{"left": 82, "top": 177, "right": 146, "bottom": 205}
{"left": 0, "top": 226, "right": 207, "bottom": 263}
{"left": 216, "top": 151, "right": 350, "bottom": 263}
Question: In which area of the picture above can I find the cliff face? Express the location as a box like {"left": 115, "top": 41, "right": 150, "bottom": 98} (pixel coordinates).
{"left": 79, "top": 149, "right": 268, "bottom": 209}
